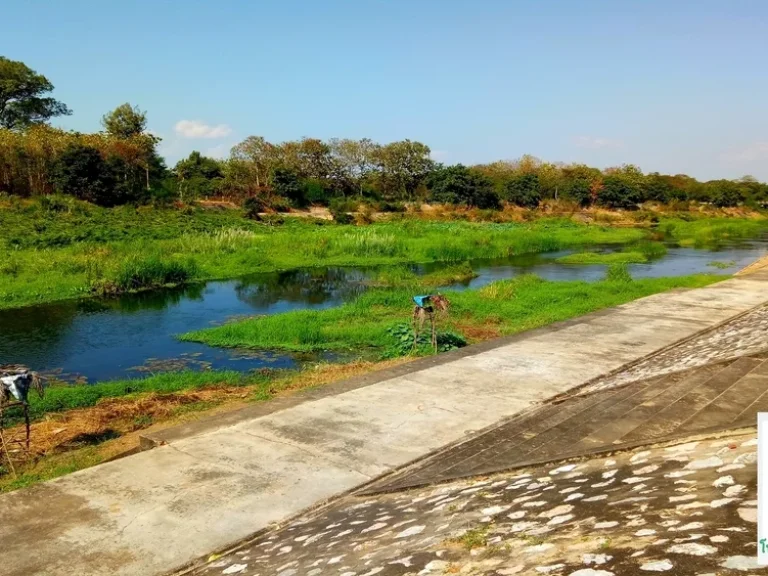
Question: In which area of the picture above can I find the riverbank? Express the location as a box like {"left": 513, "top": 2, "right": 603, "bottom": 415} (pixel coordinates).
{"left": 0, "top": 271, "right": 722, "bottom": 491}
{"left": 1, "top": 197, "right": 766, "bottom": 309}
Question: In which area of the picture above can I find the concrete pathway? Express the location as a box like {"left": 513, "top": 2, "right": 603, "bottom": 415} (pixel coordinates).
{"left": 1, "top": 272, "right": 768, "bottom": 576}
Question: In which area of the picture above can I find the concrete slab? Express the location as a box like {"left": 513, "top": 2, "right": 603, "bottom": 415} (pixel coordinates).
{"left": 1, "top": 273, "right": 767, "bottom": 576}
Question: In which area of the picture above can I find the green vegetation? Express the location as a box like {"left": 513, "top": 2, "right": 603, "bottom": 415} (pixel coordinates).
{"left": 555, "top": 240, "right": 669, "bottom": 265}
{"left": 1, "top": 208, "right": 655, "bottom": 309}
{"left": 556, "top": 251, "right": 647, "bottom": 265}
{"left": 656, "top": 218, "right": 768, "bottom": 248}
{"left": 181, "top": 273, "right": 723, "bottom": 354}
{"left": 23, "top": 370, "right": 269, "bottom": 423}
{"left": 708, "top": 260, "right": 737, "bottom": 269}
{"left": 369, "top": 263, "right": 477, "bottom": 287}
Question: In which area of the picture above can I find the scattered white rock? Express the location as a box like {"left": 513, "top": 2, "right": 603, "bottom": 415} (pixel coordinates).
{"left": 634, "top": 464, "right": 660, "bottom": 474}
{"left": 666, "top": 543, "right": 717, "bottom": 556}
{"left": 535, "top": 564, "right": 565, "bottom": 573}
{"left": 594, "top": 521, "right": 619, "bottom": 529}
{"left": 547, "top": 514, "right": 574, "bottom": 526}
{"left": 539, "top": 505, "right": 575, "bottom": 519}
{"left": 481, "top": 505, "right": 510, "bottom": 516}
{"left": 565, "top": 493, "right": 585, "bottom": 502}
{"left": 741, "top": 438, "right": 758, "bottom": 447}
{"left": 418, "top": 560, "right": 447, "bottom": 573}
{"left": 526, "top": 543, "right": 555, "bottom": 554}
{"left": 720, "top": 555, "right": 761, "bottom": 571}
{"left": 671, "top": 522, "right": 704, "bottom": 531}
{"left": 712, "top": 475, "right": 734, "bottom": 487}
{"left": 222, "top": 565, "right": 248, "bottom": 575}
{"left": 665, "top": 470, "right": 696, "bottom": 478}
{"left": 361, "top": 522, "right": 387, "bottom": 533}
{"left": 631, "top": 451, "right": 652, "bottom": 462}
{"left": 635, "top": 529, "right": 656, "bottom": 537}
{"left": 582, "top": 554, "right": 612, "bottom": 565}
{"left": 583, "top": 495, "right": 608, "bottom": 502}
{"left": 724, "top": 485, "right": 746, "bottom": 497}
{"left": 717, "top": 463, "right": 745, "bottom": 472}
{"left": 710, "top": 535, "right": 729, "bottom": 543}
{"left": 685, "top": 457, "right": 723, "bottom": 470}
{"left": 550, "top": 464, "right": 577, "bottom": 474}
{"left": 639, "top": 559, "right": 674, "bottom": 572}
{"left": 737, "top": 507, "right": 757, "bottom": 523}
{"left": 665, "top": 442, "right": 698, "bottom": 453}
{"left": 710, "top": 498, "right": 738, "bottom": 508}
{"left": 602, "top": 469, "right": 618, "bottom": 479}
{"left": 498, "top": 566, "right": 525, "bottom": 575}
{"left": 604, "top": 459, "right": 617, "bottom": 467}
{"left": 389, "top": 557, "right": 413, "bottom": 567}
{"left": 396, "top": 525, "right": 425, "bottom": 538}
{"left": 623, "top": 476, "right": 651, "bottom": 484}
{"left": 568, "top": 570, "right": 614, "bottom": 576}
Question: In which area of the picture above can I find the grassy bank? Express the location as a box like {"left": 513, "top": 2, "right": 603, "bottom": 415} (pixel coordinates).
{"left": 1, "top": 198, "right": 765, "bottom": 309}
{"left": 181, "top": 272, "right": 723, "bottom": 353}
{"left": 0, "top": 214, "right": 650, "bottom": 309}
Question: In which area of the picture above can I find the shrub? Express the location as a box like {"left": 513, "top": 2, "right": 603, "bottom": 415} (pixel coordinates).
{"left": 104, "top": 256, "right": 199, "bottom": 292}
{"left": 604, "top": 263, "right": 633, "bottom": 283}
{"left": 243, "top": 196, "right": 266, "bottom": 219}
{"left": 382, "top": 323, "right": 467, "bottom": 357}
{"left": 331, "top": 209, "right": 353, "bottom": 224}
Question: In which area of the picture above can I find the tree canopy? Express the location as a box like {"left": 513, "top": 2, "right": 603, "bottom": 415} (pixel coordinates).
{"left": 102, "top": 103, "right": 147, "bottom": 139}
{"left": 0, "top": 56, "right": 71, "bottom": 129}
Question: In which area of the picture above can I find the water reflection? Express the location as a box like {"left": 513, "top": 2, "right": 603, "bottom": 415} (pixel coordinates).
{"left": 0, "top": 241, "right": 765, "bottom": 384}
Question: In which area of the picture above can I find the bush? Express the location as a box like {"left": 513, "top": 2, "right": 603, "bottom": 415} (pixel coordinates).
{"left": 428, "top": 165, "right": 500, "bottom": 209}
{"left": 329, "top": 197, "right": 359, "bottom": 213}
{"left": 53, "top": 144, "right": 118, "bottom": 206}
{"left": 331, "top": 209, "right": 353, "bottom": 224}
{"left": 270, "top": 196, "right": 293, "bottom": 212}
{"left": 382, "top": 323, "right": 467, "bottom": 357}
{"left": 243, "top": 196, "right": 266, "bottom": 219}
{"left": 102, "top": 256, "right": 199, "bottom": 292}
{"left": 604, "top": 263, "right": 633, "bottom": 283}
{"left": 378, "top": 200, "right": 406, "bottom": 213}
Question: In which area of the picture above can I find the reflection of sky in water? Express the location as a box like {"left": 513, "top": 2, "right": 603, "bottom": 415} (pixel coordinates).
{"left": 0, "top": 240, "right": 765, "bottom": 383}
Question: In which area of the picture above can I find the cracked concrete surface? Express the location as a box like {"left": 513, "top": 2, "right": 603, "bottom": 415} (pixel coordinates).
{"left": 1, "top": 272, "right": 767, "bottom": 576}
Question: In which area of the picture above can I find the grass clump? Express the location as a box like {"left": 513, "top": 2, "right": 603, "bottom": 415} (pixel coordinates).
{"left": 555, "top": 251, "right": 647, "bottom": 265}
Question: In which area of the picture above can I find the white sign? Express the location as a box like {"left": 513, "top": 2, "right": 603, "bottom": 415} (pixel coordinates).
{"left": 759, "top": 412, "right": 768, "bottom": 564}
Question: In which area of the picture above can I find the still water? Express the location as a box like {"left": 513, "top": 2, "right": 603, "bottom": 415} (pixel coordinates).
{"left": 0, "top": 241, "right": 765, "bottom": 383}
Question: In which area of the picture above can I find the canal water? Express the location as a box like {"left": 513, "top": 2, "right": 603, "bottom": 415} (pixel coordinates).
{"left": 0, "top": 241, "right": 765, "bottom": 383}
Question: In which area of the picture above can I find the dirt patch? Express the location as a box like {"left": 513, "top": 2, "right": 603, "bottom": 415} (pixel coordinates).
{"left": 454, "top": 321, "right": 502, "bottom": 341}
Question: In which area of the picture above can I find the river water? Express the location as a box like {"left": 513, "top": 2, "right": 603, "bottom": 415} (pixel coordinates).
{"left": 0, "top": 241, "right": 765, "bottom": 383}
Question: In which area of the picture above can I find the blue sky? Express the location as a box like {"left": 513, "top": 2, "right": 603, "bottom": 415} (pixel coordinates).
{"left": 4, "top": 0, "right": 768, "bottom": 180}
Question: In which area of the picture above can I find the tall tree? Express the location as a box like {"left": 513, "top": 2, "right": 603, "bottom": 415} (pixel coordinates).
{"left": 330, "top": 138, "right": 380, "bottom": 196}
{"left": 375, "top": 140, "right": 433, "bottom": 200}
{"left": 0, "top": 56, "right": 71, "bottom": 129}
{"left": 101, "top": 103, "right": 147, "bottom": 138}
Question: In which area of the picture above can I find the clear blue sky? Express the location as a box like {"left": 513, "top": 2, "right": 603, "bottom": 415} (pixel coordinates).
{"left": 5, "top": 0, "right": 768, "bottom": 180}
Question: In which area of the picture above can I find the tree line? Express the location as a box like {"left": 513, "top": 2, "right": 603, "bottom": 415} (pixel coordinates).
{"left": 1, "top": 55, "right": 766, "bottom": 211}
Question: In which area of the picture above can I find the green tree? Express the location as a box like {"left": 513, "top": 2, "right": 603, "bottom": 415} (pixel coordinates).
{"left": 375, "top": 140, "right": 433, "bottom": 200}
{"left": 174, "top": 151, "right": 224, "bottom": 200}
{"left": 0, "top": 56, "right": 71, "bottom": 129}
{"left": 505, "top": 173, "right": 541, "bottom": 208}
{"left": 598, "top": 175, "right": 642, "bottom": 209}
{"left": 706, "top": 180, "right": 744, "bottom": 207}
{"left": 644, "top": 173, "right": 674, "bottom": 203}
{"left": 271, "top": 167, "right": 305, "bottom": 207}
{"left": 101, "top": 103, "right": 147, "bottom": 138}
{"left": 53, "top": 143, "right": 116, "bottom": 206}
{"left": 427, "top": 164, "right": 500, "bottom": 208}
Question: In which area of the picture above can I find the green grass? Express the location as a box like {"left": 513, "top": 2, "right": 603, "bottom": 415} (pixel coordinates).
{"left": 181, "top": 273, "right": 724, "bottom": 353}
{"left": 555, "top": 251, "right": 648, "bottom": 265}
{"left": 369, "top": 263, "right": 477, "bottom": 287}
{"left": 0, "top": 203, "right": 655, "bottom": 308}
{"left": 656, "top": 218, "right": 768, "bottom": 248}
{"left": 708, "top": 260, "right": 737, "bottom": 269}
{"left": 555, "top": 240, "right": 668, "bottom": 265}
{"left": 22, "top": 370, "right": 271, "bottom": 422}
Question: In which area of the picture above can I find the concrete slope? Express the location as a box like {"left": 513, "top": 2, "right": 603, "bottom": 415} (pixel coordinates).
{"left": 1, "top": 272, "right": 767, "bottom": 576}
{"left": 365, "top": 351, "right": 768, "bottom": 494}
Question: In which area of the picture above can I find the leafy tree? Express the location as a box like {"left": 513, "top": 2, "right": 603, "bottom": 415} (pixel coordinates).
{"left": 505, "top": 173, "right": 541, "bottom": 208}
{"left": 0, "top": 56, "right": 71, "bottom": 129}
{"left": 53, "top": 144, "right": 116, "bottom": 206}
{"left": 375, "top": 140, "right": 433, "bottom": 200}
{"left": 644, "top": 173, "right": 674, "bottom": 203}
{"left": 427, "top": 164, "right": 500, "bottom": 209}
{"left": 271, "top": 167, "right": 305, "bottom": 207}
{"left": 101, "top": 103, "right": 147, "bottom": 138}
{"left": 329, "top": 138, "right": 380, "bottom": 196}
{"left": 706, "top": 180, "right": 744, "bottom": 207}
{"left": 564, "top": 178, "right": 593, "bottom": 207}
{"left": 598, "top": 175, "right": 642, "bottom": 209}
{"left": 174, "top": 151, "right": 224, "bottom": 200}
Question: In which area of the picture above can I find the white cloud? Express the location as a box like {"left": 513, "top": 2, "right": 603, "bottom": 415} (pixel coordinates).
{"left": 174, "top": 119, "right": 232, "bottom": 139}
{"left": 430, "top": 150, "right": 448, "bottom": 161}
{"left": 721, "top": 142, "right": 768, "bottom": 163}
{"left": 572, "top": 136, "right": 622, "bottom": 150}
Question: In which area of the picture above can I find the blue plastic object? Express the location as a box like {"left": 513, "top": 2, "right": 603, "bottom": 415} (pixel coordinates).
{"left": 413, "top": 295, "right": 431, "bottom": 308}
